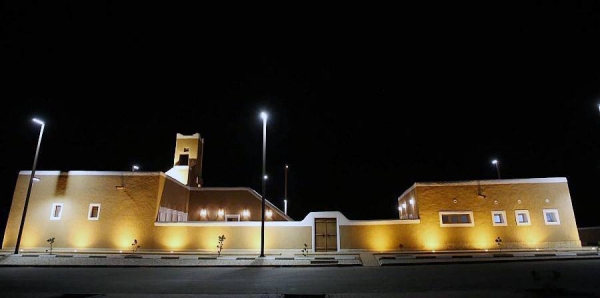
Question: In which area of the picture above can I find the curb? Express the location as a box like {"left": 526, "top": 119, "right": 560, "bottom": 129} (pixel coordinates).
{"left": 377, "top": 252, "right": 600, "bottom": 266}
{"left": 0, "top": 253, "right": 363, "bottom": 268}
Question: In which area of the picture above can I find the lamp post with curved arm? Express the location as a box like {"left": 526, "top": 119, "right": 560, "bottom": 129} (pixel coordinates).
{"left": 14, "top": 118, "right": 45, "bottom": 254}
{"left": 260, "top": 111, "right": 268, "bottom": 258}
{"left": 492, "top": 159, "right": 501, "bottom": 179}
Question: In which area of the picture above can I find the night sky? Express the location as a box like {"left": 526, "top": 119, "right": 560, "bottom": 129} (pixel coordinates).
{"left": 2, "top": 2, "right": 600, "bottom": 244}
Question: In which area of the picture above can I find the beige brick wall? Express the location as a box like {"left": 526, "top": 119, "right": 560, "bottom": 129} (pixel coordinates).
{"left": 3, "top": 174, "right": 581, "bottom": 252}
{"left": 3, "top": 172, "right": 160, "bottom": 251}
{"left": 153, "top": 225, "right": 311, "bottom": 251}
{"left": 414, "top": 180, "right": 581, "bottom": 250}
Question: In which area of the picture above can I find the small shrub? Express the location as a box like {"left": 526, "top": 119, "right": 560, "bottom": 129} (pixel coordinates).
{"left": 301, "top": 243, "right": 309, "bottom": 256}
{"left": 217, "top": 235, "right": 226, "bottom": 256}
{"left": 46, "top": 237, "right": 55, "bottom": 254}
{"left": 495, "top": 237, "right": 502, "bottom": 250}
{"left": 398, "top": 243, "right": 404, "bottom": 251}
{"left": 132, "top": 239, "right": 140, "bottom": 253}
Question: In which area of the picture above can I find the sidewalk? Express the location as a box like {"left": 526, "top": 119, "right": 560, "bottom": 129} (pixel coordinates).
{"left": 0, "top": 251, "right": 365, "bottom": 267}
{"left": 376, "top": 249, "right": 600, "bottom": 265}
{"left": 1, "top": 248, "right": 598, "bottom": 267}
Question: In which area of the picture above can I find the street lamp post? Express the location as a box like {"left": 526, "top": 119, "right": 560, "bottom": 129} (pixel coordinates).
{"left": 260, "top": 111, "right": 268, "bottom": 258}
{"left": 284, "top": 164, "right": 288, "bottom": 215}
{"left": 14, "top": 118, "right": 45, "bottom": 254}
{"left": 492, "top": 159, "right": 501, "bottom": 179}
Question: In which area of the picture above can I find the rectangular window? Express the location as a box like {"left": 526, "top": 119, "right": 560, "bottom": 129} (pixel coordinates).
{"left": 543, "top": 209, "right": 561, "bottom": 225}
{"left": 88, "top": 204, "right": 101, "bottom": 220}
{"left": 50, "top": 203, "right": 63, "bottom": 220}
{"left": 491, "top": 211, "right": 507, "bottom": 226}
{"left": 515, "top": 210, "right": 531, "bottom": 226}
{"left": 226, "top": 214, "right": 240, "bottom": 222}
{"left": 439, "top": 211, "right": 474, "bottom": 227}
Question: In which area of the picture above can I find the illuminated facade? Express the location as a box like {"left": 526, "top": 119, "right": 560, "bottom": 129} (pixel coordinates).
{"left": 393, "top": 178, "right": 581, "bottom": 250}
{"left": 2, "top": 133, "right": 581, "bottom": 253}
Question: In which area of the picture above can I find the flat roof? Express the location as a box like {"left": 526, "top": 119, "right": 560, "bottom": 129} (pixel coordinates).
{"left": 398, "top": 177, "right": 568, "bottom": 199}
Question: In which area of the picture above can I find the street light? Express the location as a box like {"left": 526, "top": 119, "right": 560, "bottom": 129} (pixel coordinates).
{"left": 260, "top": 111, "right": 268, "bottom": 258}
{"left": 14, "top": 118, "right": 45, "bottom": 254}
{"left": 284, "top": 164, "right": 288, "bottom": 215}
{"left": 132, "top": 165, "right": 139, "bottom": 172}
{"left": 492, "top": 159, "right": 501, "bottom": 179}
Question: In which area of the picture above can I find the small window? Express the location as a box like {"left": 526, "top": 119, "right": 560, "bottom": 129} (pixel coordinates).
{"left": 491, "top": 211, "right": 507, "bottom": 226}
{"left": 543, "top": 209, "right": 560, "bottom": 225}
{"left": 515, "top": 210, "right": 531, "bottom": 226}
{"left": 226, "top": 214, "right": 240, "bottom": 222}
{"left": 88, "top": 204, "right": 101, "bottom": 220}
{"left": 50, "top": 203, "right": 63, "bottom": 220}
{"left": 439, "top": 211, "right": 474, "bottom": 227}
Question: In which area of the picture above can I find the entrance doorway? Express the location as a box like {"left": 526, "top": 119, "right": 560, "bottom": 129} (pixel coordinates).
{"left": 315, "top": 218, "right": 337, "bottom": 252}
{"left": 178, "top": 154, "right": 189, "bottom": 165}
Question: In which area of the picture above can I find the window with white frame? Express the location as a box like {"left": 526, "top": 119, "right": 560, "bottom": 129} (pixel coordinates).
{"left": 88, "top": 204, "right": 101, "bottom": 220}
{"left": 515, "top": 210, "right": 531, "bottom": 226}
{"left": 491, "top": 210, "right": 507, "bottom": 226}
{"left": 50, "top": 203, "right": 63, "bottom": 220}
{"left": 543, "top": 209, "right": 560, "bottom": 225}
{"left": 439, "top": 211, "right": 474, "bottom": 227}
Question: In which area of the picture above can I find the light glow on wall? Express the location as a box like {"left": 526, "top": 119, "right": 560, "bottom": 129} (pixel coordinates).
{"left": 21, "top": 230, "right": 41, "bottom": 248}
{"left": 242, "top": 209, "right": 250, "bottom": 218}
{"left": 71, "top": 228, "right": 94, "bottom": 248}
{"left": 217, "top": 209, "right": 224, "bottom": 217}
{"left": 202, "top": 236, "right": 218, "bottom": 249}
{"left": 266, "top": 210, "right": 272, "bottom": 218}
{"left": 420, "top": 228, "right": 443, "bottom": 251}
{"left": 368, "top": 229, "right": 393, "bottom": 250}
{"left": 113, "top": 225, "right": 138, "bottom": 249}
{"left": 518, "top": 229, "right": 542, "bottom": 248}
{"left": 162, "top": 228, "right": 187, "bottom": 249}
{"left": 470, "top": 227, "right": 496, "bottom": 250}
{"left": 200, "top": 209, "right": 207, "bottom": 217}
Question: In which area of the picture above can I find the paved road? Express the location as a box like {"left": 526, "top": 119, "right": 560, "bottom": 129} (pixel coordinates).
{"left": 1, "top": 259, "right": 600, "bottom": 297}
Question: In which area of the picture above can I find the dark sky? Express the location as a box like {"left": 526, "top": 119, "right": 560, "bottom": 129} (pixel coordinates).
{"left": 2, "top": 2, "right": 600, "bottom": 242}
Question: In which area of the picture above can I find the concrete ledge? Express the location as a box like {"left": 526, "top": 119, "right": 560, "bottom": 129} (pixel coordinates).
{"left": 0, "top": 253, "right": 362, "bottom": 267}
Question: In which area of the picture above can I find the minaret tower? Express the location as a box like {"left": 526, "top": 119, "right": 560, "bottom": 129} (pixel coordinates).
{"left": 172, "top": 133, "right": 204, "bottom": 187}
